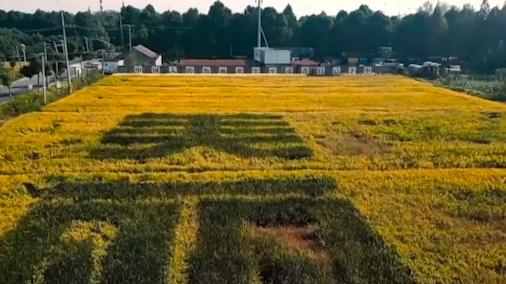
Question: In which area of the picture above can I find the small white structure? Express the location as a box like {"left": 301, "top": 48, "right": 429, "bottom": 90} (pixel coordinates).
{"left": 285, "top": 67, "right": 294, "bottom": 74}
{"left": 348, "top": 66, "right": 357, "bottom": 74}
{"left": 151, "top": 66, "right": 160, "bottom": 74}
{"left": 69, "top": 62, "right": 83, "bottom": 78}
{"left": 202, "top": 66, "right": 211, "bottom": 74}
{"left": 252, "top": 67, "right": 261, "bottom": 74}
{"left": 168, "top": 66, "right": 178, "bottom": 73}
{"left": 301, "top": 67, "right": 310, "bottom": 75}
{"left": 103, "top": 58, "right": 125, "bottom": 74}
{"left": 254, "top": 47, "right": 291, "bottom": 65}
{"left": 332, "top": 66, "right": 341, "bottom": 75}
{"left": 219, "top": 67, "right": 228, "bottom": 74}
{"left": 317, "top": 67, "right": 326, "bottom": 75}
{"left": 235, "top": 66, "right": 244, "bottom": 74}
{"left": 364, "top": 66, "right": 373, "bottom": 74}
{"left": 268, "top": 67, "right": 277, "bottom": 74}
{"left": 185, "top": 66, "right": 195, "bottom": 74}
{"left": 134, "top": 66, "right": 143, "bottom": 73}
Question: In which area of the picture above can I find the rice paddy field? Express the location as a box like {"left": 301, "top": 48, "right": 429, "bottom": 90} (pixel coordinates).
{"left": 0, "top": 74, "right": 505, "bottom": 283}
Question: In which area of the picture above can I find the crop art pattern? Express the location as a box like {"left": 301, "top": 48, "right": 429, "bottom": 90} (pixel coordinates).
{"left": 93, "top": 113, "right": 312, "bottom": 161}
{"left": 1, "top": 75, "right": 505, "bottom": 283}
{"left": 0, "top": 175, "right": 414, "bottom": 284}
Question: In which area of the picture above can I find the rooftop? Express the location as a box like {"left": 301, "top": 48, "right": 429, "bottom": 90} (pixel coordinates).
{"left": 180, "top": 59, "right": 249, "bottom": 67}
{"left": 133, "top": 45, "right": 160, "bottom": 59}
{"left": 292, "top": 59, "right": 319, "bottom": 66}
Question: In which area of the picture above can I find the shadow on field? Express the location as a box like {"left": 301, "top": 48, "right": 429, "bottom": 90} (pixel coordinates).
{"left": 91, "top": 113, "right": 313, "bottom": 160}
{"left": 0, "top": 198, "right": 179, "bottom": 284}
{"left": 0, "top": 175, "right": 335, "bottom": 283}
{"left": 191, "top": 197, "right": 415, "bottom": 284}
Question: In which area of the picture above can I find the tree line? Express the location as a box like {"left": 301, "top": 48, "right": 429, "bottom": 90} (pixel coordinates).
{"left": 0, "top": 0, "right": 505, "bottom": 72}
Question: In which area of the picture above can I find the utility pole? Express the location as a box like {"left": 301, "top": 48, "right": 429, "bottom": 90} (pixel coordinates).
{"left": 43, "top": 43, "right": 49, "bottom": 89}
{"left": 15, "top": 46, "right": 21, "bottom": 66}
{"left": 55, "top": 61, "right": 60, "bottom": 96}
{"left": 102, "top": 50, "right": 105, "bottom": 75}
{"left": 43, "top": 43, "right": 48, "bottom": 63}
{"left": 20, "top": 44, "right": 27, "bottom": 64}
{"left": 61, "top": 11, "right": 72, "bottom": 94}
{"left": 41, "top": 52, "right": 47, "bottom": 104}
{"left": 80, "top": 55, "right": 84, "bottom": 80}
{"left": 84, "top": 37, "right": 90, "bottom": 53}
{"left": 126, "top": 24, "right": 132, "bottom": 51}
{"left": 119, "top": 9, "right": 124, "bottom": 49}
{"left": 257, "top": 0, "right": 262, "bottom": 48}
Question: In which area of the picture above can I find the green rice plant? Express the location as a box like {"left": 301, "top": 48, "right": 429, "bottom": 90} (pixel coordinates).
{"left": 190, "top": 196, "right": 414, "bottom": 284}
{"left": 167, "top": 197, "right": 199, "bottom": 284}
{"left": 91, "top": 113, "right": 313, "bottom": 161}
{"left": 29, "top": 221, "right": 117, "bottom": 284}
{"left": 0, "top": 198, "right": 179, "bottom": 284}
{"left": 246, "top": 235, "right": 335, "bottom": 284}
{"left": 46, "top": 173, "right": 336, "bottom": 199}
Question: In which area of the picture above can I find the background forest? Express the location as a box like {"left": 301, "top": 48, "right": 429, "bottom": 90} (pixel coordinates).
{"left": 0, "top": 0, "right": 505, "bottom": 72}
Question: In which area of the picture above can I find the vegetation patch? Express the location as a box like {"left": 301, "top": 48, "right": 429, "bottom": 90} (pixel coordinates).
{"left": 1, "top": 75, "right": 505, "bottom": 283}
{"left": 92, "top": 113, "right": 312, "bottom": 161}
{"left": 190, "top": 196, "right": 414, "bottom": 284}
{"left": 246, "top": 224, "right": 328, "bottom": 264}
{"left": 0, "top": 198, "right": 179, "bottom": 284}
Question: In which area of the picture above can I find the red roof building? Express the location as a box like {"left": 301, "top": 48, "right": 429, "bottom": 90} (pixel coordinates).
{"left": 292, "top": 59, "right": 319, "bottom": 66}
{"left": 179, "top": 59, "right": 249, "bottom": 67}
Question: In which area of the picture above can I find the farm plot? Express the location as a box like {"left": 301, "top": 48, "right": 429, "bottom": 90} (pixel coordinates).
{"left": 0, "top": 173, "right": 413, "bottom": 284}
{"left": 0, "top": 75, "right": 505, "bottom": 283}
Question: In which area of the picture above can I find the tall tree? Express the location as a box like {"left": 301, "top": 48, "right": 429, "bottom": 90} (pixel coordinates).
{"left": 0, "top": 63, "right": 17, "bottom": 97}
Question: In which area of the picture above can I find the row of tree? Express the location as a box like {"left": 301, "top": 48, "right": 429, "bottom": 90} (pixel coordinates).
{"left": 0, "top": 1, "right": 505, "bottom": 72}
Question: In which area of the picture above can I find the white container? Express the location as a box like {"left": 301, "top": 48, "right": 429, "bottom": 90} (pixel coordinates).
{"left": 254, "top": 48, "right": 291, "bottom": 65}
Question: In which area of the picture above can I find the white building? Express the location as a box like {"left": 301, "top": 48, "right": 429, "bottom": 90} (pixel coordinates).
{"left": 253, "top": 47, "right": 291, "bottom": 65}
{"left": 103, "top": 57, "right": 125, "bottom": 74}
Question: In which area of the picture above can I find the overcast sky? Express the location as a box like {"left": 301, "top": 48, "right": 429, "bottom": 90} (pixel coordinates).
{"left": 1, "top": 0, "right": 505, "bottom": 16}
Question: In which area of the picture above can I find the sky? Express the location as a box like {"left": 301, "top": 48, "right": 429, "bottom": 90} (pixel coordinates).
{"left": 1, "top": 0, "right": 505, "bottom": 16}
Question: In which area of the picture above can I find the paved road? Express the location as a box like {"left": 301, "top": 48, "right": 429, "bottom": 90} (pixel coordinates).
{"left": 0, "top": 75, "right": 57, "bottom": 103}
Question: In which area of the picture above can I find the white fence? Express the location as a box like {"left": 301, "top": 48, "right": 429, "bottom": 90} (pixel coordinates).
{"left": 117, "top": 65, "right": 376, "bottom": 76}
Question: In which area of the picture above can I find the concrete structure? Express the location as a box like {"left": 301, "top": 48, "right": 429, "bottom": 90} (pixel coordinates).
{"left": 103, "top": 53, "right": 125, "bottom": 74}
{"left": 253, "top": 48, "right": 291, "bottom": 65}
{"left": 293, "top": 59, "right": 319, "bottom": 74}
{"left": 179, "top": 59, "right": 249, "bottom": 74}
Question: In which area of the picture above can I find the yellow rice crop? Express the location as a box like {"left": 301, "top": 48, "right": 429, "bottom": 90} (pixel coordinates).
{"left": 0, "top": 75, "right": 505, "bottom": 283}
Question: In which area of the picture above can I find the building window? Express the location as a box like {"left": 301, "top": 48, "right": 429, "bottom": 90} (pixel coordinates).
{"left": 202, "top": 66, "right": 211, "bottom": 74}
{"left": 317, "top": 67, "right": 325, "bottom": 75}
{"left": 219, "top": 67, "right": 228, "bottom": 74}
{"left": 332, "top": 67, "right": 341, "bottom": 76}
{"left": 364, "top": 66, "right": 373, "bottom": 74}
{"left": 186, "top": 66, "right": 195, "bottom": 74}
{"left": 268, "top": 67, "right": 277, "bottom": 74}
{"left": 348, "top": 66, "right": 357, "bottom": 74}
{"left": 134, "top": 66, "right": 143, "bottom": 73}
{"left": 252, "top": 67, "right": 261, "bottom": 74}
{"left": 301, "top": 67, "right": 310, "bottom": 75}
{"left": 235, "top": 66, "right": 244, "bottom": 74}
{"left": 285, "top": 67, "right": 294, "bottom": 74}
{"left": 169, "top": 66, "right": 178, "bottom": 73}
{"left": 151, "top": 66, "right": 160, "bottom": 74}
